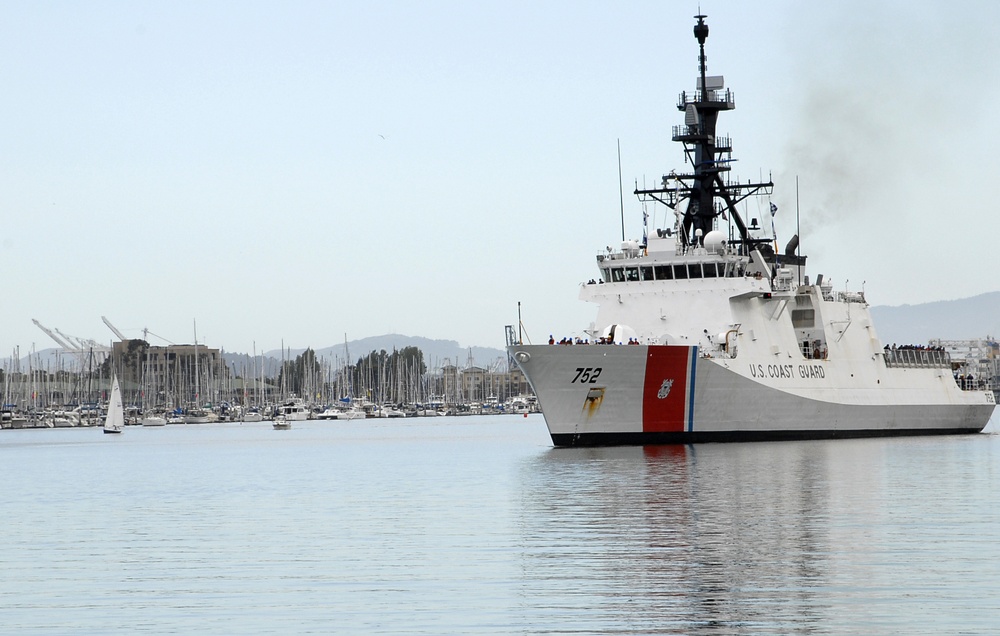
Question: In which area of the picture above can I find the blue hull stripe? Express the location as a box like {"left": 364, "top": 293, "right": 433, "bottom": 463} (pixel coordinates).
{"left": 687, "top": 347, "right": 698, "bottom": 432}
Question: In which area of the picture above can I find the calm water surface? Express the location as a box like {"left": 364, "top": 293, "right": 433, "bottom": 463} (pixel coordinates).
{"left": 3, "top": 414, "right": 1000, "bottom": 634}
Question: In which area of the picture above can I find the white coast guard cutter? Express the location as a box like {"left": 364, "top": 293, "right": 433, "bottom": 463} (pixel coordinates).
{"left": 507, "top": 15, "right": 995, "bottom": 446}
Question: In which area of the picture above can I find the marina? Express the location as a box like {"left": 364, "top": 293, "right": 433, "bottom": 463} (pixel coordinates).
{"left": 1, "top": 336, "right": 539, "bottom": 429}
{"left": 0, "top": 394, "right": 539, "bottom": 429}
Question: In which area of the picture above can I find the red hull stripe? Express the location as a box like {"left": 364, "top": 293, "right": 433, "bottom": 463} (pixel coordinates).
{"left": 641, "top": 346, "right": 696, "bottom": 433}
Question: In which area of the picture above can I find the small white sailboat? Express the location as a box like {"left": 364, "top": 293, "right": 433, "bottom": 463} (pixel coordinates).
{"left": 103, "top": 374, "right": 125, "bottom": 435}
{"left": 335, "top": 405, "right": 367, "bottom": 420}
{"left": 141, "top": 412, "right": 167, "bottom": 426}
{"left": 242, "top": 408, "right": 264, "bottom": 423}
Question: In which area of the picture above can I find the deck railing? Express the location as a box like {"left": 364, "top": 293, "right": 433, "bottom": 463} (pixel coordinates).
{"left": 883, "top": 348, "right": 951, "bottom": 369}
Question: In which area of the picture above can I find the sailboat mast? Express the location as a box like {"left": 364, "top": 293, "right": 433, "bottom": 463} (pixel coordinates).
{"left": 193, "top": 319, "right": 199, "bottom": 407}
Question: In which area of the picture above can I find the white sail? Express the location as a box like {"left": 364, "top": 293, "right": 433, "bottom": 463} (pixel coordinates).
{"left": 103, "top": 374, "right": 125, "bottom": 434}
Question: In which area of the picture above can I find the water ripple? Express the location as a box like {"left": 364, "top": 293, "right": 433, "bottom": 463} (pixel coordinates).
{"left": 2, "top": 420, "right": 999, "bottom": 633}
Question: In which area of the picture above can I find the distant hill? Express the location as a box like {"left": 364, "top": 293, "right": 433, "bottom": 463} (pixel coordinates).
{"left": 4, "top": 334, "right": 507, "bottom": 375}
{"left": 267, "top": 334, "right": 507, "bottom": 372}
{"left": 870, "top": 292, "right": 1000, "bottom": 346}
{"left": 225, "top": 336, "right": 508, "bottom": 376}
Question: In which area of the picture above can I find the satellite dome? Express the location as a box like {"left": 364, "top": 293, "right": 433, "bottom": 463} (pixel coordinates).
{"left": 703, "top": 230, "right": 727, "bottom": 254}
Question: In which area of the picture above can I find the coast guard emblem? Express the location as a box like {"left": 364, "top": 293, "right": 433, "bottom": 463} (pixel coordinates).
{"left": 657, "top": 378, "right": 674, "bottom": 399}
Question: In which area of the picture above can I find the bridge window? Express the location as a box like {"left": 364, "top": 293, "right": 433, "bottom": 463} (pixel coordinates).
{"left": 654, "top": 265, "right": 672, "bottom": 280}
{"left": 688, "top": 264, "right": 703, "bottom": 279}
{"left": 611, "top": 268, "right": 625, "bottom": 283}
{"left": 673, "top": 264, "right": 688, "bottom": 279}
{"left": 640, "top": 266, "right": 654, "bottom": 281}
{"left": 625, "top": 267, "right": 640, "bottom": 281}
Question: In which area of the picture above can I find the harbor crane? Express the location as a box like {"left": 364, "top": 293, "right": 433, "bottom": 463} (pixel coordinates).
{"left": 101, "top": 316, "right": 127, "bottom": 341}
{"left": 32, "top": 319, "right": 79, "bottom": 352}
{"left": 55, "top": 328, "right": 107, "bottom": 353}
{"left": 101, "top": 317, "right": 175, "bottom": 345}
{"left": 31, "top": 319, "right": 111, "bottom": 368}
{"left": 142, "top": 328, "right": 174, "bottom": 345}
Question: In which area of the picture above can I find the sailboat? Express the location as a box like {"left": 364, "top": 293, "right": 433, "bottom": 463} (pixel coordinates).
{"left": 103, "top": 374, "right": 125, "bottom": 435}
{"left": 272, "top": 342, "right": 292, "bottom": 429}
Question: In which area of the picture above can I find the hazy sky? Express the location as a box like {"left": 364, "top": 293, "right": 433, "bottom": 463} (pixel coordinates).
{"left": 3, "top": 1, "right": 999, "bottom": 358}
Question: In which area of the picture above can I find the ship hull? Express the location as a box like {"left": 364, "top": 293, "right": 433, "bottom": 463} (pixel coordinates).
{"left": 509, "top": 344, "right": 995, "bottom": 447}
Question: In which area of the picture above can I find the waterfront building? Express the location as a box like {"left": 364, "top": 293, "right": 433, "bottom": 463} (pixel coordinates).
{"left": 110, "top": 339, "right": 229, "bottom": 409}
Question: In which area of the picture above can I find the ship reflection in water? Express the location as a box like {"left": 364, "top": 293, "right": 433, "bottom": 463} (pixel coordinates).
{"left": 515, "top": 436, "right": 997, "bottom": 634}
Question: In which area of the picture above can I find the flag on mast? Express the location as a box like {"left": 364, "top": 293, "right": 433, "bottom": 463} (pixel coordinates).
{"left": 770, "top": 203, "right": 778, "bottom": 251}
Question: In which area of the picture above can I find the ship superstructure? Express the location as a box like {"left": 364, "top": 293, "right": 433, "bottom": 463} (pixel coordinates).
{"left": 508, "top": 15, "right": 995, "bottom": 446}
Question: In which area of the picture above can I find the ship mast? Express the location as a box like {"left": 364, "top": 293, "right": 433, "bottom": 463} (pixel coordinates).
{"left": 635, "top": 14, "right": 773, "bottom": 254}
{"left": 690, "top": 14, "right": 720, "bottom": 244}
